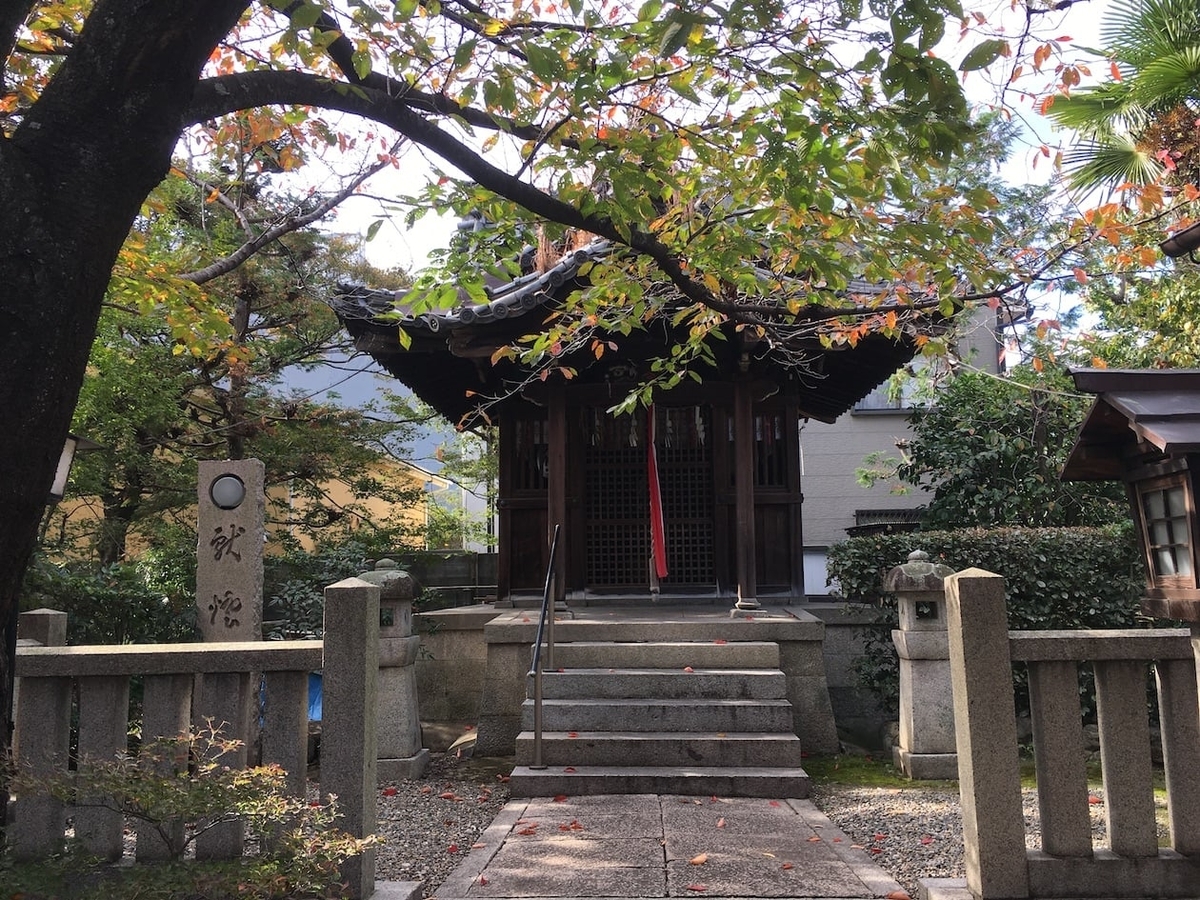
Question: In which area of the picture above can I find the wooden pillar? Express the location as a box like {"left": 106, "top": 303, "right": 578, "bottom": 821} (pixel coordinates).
{"left": 547, "top": 382, "right": 568, "bottom": 603}
{"left": 733, "top": 377, "right": 758, "bottom": 611}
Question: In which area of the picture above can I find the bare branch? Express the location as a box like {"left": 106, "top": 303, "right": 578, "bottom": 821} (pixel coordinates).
{"left": 177, "top": 142, "right": 401, "bottom": 284}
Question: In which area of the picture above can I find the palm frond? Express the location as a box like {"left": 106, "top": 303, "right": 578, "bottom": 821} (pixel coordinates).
{"left": 1063, "top": 134, "right": 1163, "bottom": 190}
{"left": 1132, "top": 45, "right": 1200, "bottom": 108}
{"left": 1104, "top": 0, "right": 1200, "bottom": 63}
{"left": 1046, "top": 84, "right": 1147, "bottom": 136}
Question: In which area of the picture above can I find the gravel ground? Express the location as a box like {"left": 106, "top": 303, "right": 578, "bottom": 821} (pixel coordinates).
{"left": 373, "top": 752, "right": 512, "bottom": 890}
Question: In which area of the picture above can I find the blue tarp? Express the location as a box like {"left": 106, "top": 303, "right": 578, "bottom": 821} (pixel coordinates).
{"left": 308, "top": 671, "right": 323, "bottom": 722}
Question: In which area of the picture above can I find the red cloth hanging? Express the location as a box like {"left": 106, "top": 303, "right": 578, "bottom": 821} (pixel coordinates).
{"left": 647, "top": 404, "right": 669, "bottom": 579}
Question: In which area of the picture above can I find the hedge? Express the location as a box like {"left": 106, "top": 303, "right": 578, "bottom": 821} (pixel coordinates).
{"left": 826, "top": 523, "right": 1151, "bottom": 715}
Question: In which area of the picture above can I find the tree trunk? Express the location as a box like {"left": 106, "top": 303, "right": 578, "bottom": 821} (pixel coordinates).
{"left": 0, "top": 0, "right": 250, "bottom": 838}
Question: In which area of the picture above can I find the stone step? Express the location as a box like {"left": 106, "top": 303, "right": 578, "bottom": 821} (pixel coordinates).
{"left": 544, "top": 640, "right": 779, "bottom": 669}
{"left": 506, "top": 764, "right": 811, "bottom": 799}
{"left": 519, "top": 698, "right": 795, "bottom": 733}
{"left": 530, "top": 667, "right": 787, "bottom": 700}
{"left": 513, "top": 730, "right": 804, "bottom": 768}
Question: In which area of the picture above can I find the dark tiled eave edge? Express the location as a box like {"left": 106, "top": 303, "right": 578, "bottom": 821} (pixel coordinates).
{"left": 335, "top": 237, "right": 898, "bottom": 335}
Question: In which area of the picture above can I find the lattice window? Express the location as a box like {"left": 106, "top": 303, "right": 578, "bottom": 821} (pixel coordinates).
{"left": 582, "top": 406, "right": 715, "bottom": 587}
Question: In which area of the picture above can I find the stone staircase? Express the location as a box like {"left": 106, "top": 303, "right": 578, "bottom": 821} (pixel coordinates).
{"left": 508, "top": 638, "right": 811, "bottom": 798}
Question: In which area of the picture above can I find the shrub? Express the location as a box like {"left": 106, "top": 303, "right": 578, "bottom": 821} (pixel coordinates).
{"left": 20, "top": 554, "right": 196, "bottom": 645}
{"left": 3, "top": 727, "right": 378, "bottom": 899}
{"left": 827, "top": 524, "right": 1149, "bottom": 713}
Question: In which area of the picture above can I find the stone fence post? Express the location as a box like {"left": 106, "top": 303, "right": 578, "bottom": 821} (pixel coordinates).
{"left": 321, "top": 577, "right": 379, "bottom": 900}
{"left": 945, "top": 568, "right": 1030, "bottom": 900}
{"left": 359, "top": 559, "right": 428, "bottom": 780}
{"left": 886, "top": 550, "right": 957, "bottom": 779}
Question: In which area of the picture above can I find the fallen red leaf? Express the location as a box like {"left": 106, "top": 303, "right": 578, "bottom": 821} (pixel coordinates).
{"left": 713, "top": 638, "right": 727, "bottom": 644}
{"left": 557, "top": 667, "right": 565, "bottom": 673}
{"left": 920, "top": 835, "right": 934, "bottom": 845}
{"left": 874, "top": 833, "right": 887, "bottom": 841}
{"left": 782, "top": 863, "right": 794, "bottom": 870}
{"left": 521, "top": 617, "right": 531, "bottom": 623}
{"left": 553, "top": 794, "right": 568, "bottom": 802}
{"left": 420, "top": 785, "right": 432, "bottom": 794}
{"left": 448, "top": 843, "right": 459, "bottom": 853}
{"left": 683, "top": 666, "right": 695, "bottom": 673}
{"left": 870, "top": 847, "right": 883, "bottom": 855}
{"left": 716, "top": 817, "right": 726, "bottom": 828}
{"left": 382, "top": 787, "right": 397, "bottom": 797}
{"left": 472, "top": 842, "right": 486, "bottom": 849}
{"left": 563, "top": 766, "right": 576, "bottom": 773}
{"left": 517, "top": 826, "right": 538, "bottom": 835}
{"left": 833, "top": 837, "right": 842, "bottom": 843}
{"left": 478, "top": 875, "right": 489, "bottom": 886}
{"left": 1088, "top": 795, "right": 1103, "bottom": 805}
{"left": 567, "top": 731, "right": 579, "bottom": 738}
{"left": 569, "top": 819, "right": 583, "bottom": 830}
{"left": 496, "top": 774, "right": 510, "bottom": 783}
{"left": 807, "top": 836, "right": 821, "bottom": 843}
{"left": 686, "top": 885, "right": 707, "bottom": 892}
{"left": 886, "top": 892, "right": 911, "bottom": 900}
{"left": 769, "top": 800, "right": 781, "bottom": 808}
{"left": 439, "top": 791, "right": 460, "bottom": 800}
{"left": 710, "top": 795, "right": 719, "bottom": 803}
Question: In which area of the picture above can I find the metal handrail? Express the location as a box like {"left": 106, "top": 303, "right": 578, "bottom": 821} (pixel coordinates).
{"left": 528, "top": 523, "right": 561, "bottom": 770}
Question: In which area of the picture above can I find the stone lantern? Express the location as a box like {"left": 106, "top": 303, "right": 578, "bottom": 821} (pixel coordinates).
{"left": 358, "top": 558, "right": 428, "bottom": 780}
{"left": 885, "top": 549, "right": 957, "bottom": 779}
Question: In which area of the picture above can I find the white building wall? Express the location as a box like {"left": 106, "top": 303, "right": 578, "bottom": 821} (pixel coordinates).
{"left": 799, "top": 309, "right": 1005, "bottom": 596}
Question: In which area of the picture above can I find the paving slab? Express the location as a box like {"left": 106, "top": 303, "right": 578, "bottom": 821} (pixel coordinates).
{"left": 432, "top": 794, "right": 907, "bottom": 900}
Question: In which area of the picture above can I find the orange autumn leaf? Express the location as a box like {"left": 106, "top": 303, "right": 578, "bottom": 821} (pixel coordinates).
{"left": 807, "top": 836, "right": 821, "bottom": 843}
{"left": 782, "top": 863, "right": 794, "bottom": 870}
{"left": 886, "top": 892, "right": 912, "bottom": 900}
{"left": 687, "top": 885, "right": 707, "bottom": 892}
{"left": 690, "top": 853, "right": 708, "bottom": 865}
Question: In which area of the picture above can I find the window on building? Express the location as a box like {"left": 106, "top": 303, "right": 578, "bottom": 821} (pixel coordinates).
{"left": 1138, "top": 477, "right": 1196, "bottom": 587}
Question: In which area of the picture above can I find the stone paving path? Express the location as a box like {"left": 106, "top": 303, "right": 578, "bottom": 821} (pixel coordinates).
{"left": 432, "top": 794, "right": 909, "bottom": 899}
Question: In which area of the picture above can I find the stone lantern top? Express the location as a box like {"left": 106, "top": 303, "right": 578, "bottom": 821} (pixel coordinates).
{"left": 883, "top": 550, "right": 954, "bottom": 593}
{"left": 357, "top": 558, "right": 415, "bottom": 602}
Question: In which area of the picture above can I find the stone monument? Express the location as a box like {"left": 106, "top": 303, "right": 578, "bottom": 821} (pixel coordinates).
{"left": 196, "top": 459, "right": 265, "bottom": 642}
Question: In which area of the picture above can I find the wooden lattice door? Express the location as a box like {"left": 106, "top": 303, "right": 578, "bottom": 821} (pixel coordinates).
{"left": 582, "top": 406, "right": 714, "bottom": 590}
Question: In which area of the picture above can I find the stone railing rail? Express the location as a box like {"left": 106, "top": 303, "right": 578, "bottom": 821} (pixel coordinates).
{"left": 936, "top": 568, "right": 1200, "bottom": 900}
{"left": 11, "top": 577, "right": 381, "bottom": 898}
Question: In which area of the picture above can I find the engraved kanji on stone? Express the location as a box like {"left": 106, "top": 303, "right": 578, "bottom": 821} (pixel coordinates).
{"left": 209, "top": 591, "right": 243, "bottom": 629}
{"left": 210, "top": 523, "right": 246, "bottom": 562}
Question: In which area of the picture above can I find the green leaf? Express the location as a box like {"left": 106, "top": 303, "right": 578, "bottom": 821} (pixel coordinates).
{"left": 959, "top": 39, "right": 1008, "bottom": 72}
{"left": 365, "top": 219, "right": 383, "bottom": 242}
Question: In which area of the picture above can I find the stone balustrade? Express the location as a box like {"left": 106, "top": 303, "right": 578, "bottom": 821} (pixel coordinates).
{"left": 11, "top": 577, "right": 381, "bottom": 899}
{"left": 930, "top": 568, "right": 1200, "bottom": 900}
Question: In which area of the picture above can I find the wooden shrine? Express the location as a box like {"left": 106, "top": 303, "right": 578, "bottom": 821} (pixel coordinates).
{"left": 336, "top": 235, "right": 933, "bottom": 608}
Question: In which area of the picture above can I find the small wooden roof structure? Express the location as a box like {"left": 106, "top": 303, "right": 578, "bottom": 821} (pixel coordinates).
{"left": 334, "top": 237, "right": 936, "bottom": 423}
{"left": 1062, "top": 368, "right": 1200, "bottom": 481}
